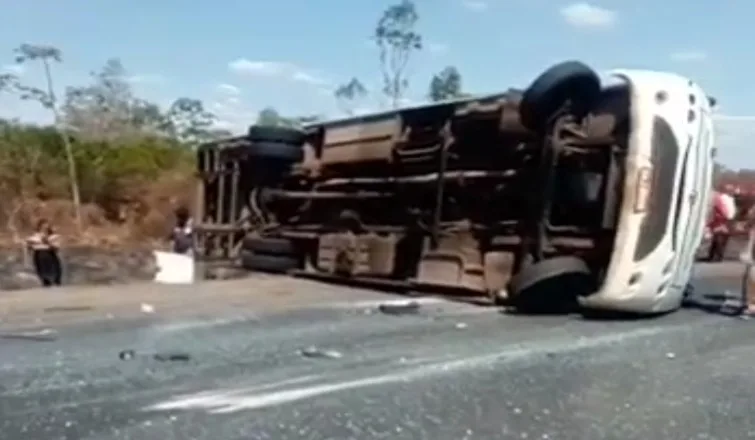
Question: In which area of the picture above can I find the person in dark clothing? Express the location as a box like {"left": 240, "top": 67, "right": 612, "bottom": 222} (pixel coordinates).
{"left": 26, "top": 219, "right": 63, "bottom": 287}
{"left": 169, "top": 206, "right": 194, "bottom": 255}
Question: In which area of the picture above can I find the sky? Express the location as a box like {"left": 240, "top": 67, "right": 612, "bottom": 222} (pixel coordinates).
{"left": 0, "top": 0, "right": 753, "bottom": 167}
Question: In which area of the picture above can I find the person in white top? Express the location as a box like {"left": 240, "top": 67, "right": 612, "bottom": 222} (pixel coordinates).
{"left": 26, "top": 219, "right": 63, "bottom": 287}
{"left": 169, "top": 206, "right": 194, "bottom": 255}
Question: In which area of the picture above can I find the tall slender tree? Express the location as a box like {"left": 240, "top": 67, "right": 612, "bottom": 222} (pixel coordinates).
{"left": 374, "top": 0, "right": 423, "bottom": 108}
{"left": 14, "top": 44, "right": 82, "bottom": 231}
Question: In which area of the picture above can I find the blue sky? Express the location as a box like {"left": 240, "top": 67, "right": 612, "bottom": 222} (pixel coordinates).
{"left": 0, "top": 0, "right": 753, "bottom": 167}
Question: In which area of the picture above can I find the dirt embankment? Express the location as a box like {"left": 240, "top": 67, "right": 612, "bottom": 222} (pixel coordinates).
{"left": 0, "top": 246, "right": 158, "bottom": 291}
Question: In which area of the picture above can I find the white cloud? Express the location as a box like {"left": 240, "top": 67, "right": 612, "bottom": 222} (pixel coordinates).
{"left": 1, "top": 64, "right": 24, "bottom": 75}
{"left": 216, "top": 83, "right": 241, "bottom": 95}
{"left": 211, "top": 96, "right": 257, "bottom": 134}
{"left": 461, "top": 0, "right": 488, "bottom": 11}
{"left": 560, "top": 3, "right": 617, "bottom": 30}
{"left": 670, "top": 50, "right": 707, "bottom": 62}
{"left": 228, "top": 58, "right": 329, "bottom": 86}
{"left": 228, "top": 59, "right": 286, "bottom": 75}
{"left": 291, "top": 71, "right": 328, "bottom": 86}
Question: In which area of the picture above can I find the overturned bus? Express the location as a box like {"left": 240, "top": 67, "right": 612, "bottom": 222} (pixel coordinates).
{"left": 194, "top": 61, "right": 715, "bottom": 315}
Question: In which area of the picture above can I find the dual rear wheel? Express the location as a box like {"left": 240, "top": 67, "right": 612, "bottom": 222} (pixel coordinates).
{"left": 507, "top": 61, "right": 602, "bottom": 312}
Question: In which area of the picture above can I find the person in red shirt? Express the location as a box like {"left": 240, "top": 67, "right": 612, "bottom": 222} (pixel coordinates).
{"left": 706, "top": 191, "right": 737, "bottom": 261}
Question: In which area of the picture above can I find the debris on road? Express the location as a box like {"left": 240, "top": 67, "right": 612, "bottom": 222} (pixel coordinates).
{"left": 118, "top": 349, "right": 192, "bottom": 362}
{"left": 119, "top": 349, "right": 136, "bottom": 360}
{"left": 0, "top": 328, "right": 57, "bottom": 342}
{"left": 666, "top": 352, "right": 676, "bottom": 359}
{"left": 377, "top": 300, "right": 421, "bottom": 316}
{"left": 298, "top": 346, "right": 343, "bottom": 359}
{"left": 682, "top": 289, "right": 749, "bottom": 317}
{"left": 455, "top": 322, "right": 468, "bottom": 330}
{"left": 140, "top": 303, "right": 155, "bottom": 314}
{"left": 44, "top": 306, "right": 95, "bottom": 313}
{"left": 153, "top": 352, "right": 191, "bottom": 362}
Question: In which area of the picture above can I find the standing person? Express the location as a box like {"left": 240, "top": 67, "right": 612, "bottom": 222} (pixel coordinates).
{"left": 707, "top": 191, "right": 737, "bottom": 262}
{"left": 26, "top": 219, "right": 63, "bottom": 287}
{"left": 169, "top": 206, "right": 194, "bottom": 255}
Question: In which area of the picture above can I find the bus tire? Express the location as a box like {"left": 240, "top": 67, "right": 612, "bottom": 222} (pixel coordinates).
{"left": 519, "top": 61, "right": 601, "bottom": 132}
{"left": 509, "top": 256, "right": 594, "bottom": 313}
{"left": 240, "top": 251, "right": 300, "bottom": 273}
{"left": 242, "top": 237, "right": 295, "bottom": 256}
{"left": 248, "top": 125, "right": 306, "bottom": 145}
{"left": 246, "top": 141, "right": 304, "bottom": 162}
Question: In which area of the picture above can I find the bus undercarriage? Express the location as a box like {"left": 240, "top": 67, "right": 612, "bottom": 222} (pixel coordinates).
{"left": 195, "top": 61, "right": 631, "bottom": 310}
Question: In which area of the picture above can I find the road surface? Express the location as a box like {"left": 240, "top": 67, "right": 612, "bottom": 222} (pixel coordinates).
{"left": 0, "top": 263, "right": 753, "bottom": 440}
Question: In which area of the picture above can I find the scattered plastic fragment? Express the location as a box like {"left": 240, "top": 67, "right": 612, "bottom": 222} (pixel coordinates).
{"left": 153, "top": 352, "right": 191, "bottom": 362}
{"left": 0, "top": 328, "right": 57, "bottom": 342}
{"left": 118, "top": 349, "right": 191, "bottom": 362}
{"left": 299, "top": 346, "right": 343, "bottom": 359}
{"left": 377, "top": 300, "right": 420, "bottom": 316}
{"left": 119, "top": 349, "right": 136, "bottom": 360}
{"left": 455, "top": 322, "right": 468, "bottom": 329}
{"left": 44, "top": 306, "right": 95, "bottom": 313}
{"left": 140, "top": 303, "right": 155, "bottom": 314}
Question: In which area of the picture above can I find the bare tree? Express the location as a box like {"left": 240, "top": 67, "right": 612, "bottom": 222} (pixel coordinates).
{"left": 62, "top": 58, "right": 175, "bottom": 140}
{"left": 334, "top": 77, "right": 367, "bottom": 115}
{"left": 374, "top": 0, "right": 423, "bottom": 108}
{"left": 0, "top": 73, "right": 17, "bottom": 93}
{"left": 165, "top": 97, "right": 217, "bottom": 144}
{"left": 63, "top": 58, "right": 137, "bottom": 139}
{"left": 428, "top": 66, "right": 464, "bottom": 102}
{"left": 14, "top": 44, "right": 83, "bottom": 232}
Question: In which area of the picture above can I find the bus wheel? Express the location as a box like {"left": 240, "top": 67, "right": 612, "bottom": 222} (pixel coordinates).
{"left": 246, "top": 141, "right": 304, "bottom": 162}
{"left": 240, "top": 250, "right": 300, "bottom": 274}
{"left": 519, "top": 61, "right": 601, "bottom": 132}
{"left": 248, "top": 125, "right": 307, "bottom": 145}
{"left": 509, "top": 256, "right": 594, "bottom": 314}
{"left": 241, "top": 236, "right": 296, "bottom": 256}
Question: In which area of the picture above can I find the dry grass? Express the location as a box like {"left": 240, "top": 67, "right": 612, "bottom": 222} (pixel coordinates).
{"left": 0, "top": 171, "right": 196, "bottom": 249}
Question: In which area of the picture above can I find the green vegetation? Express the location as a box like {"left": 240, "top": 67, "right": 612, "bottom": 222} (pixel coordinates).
{"left": 0, "top": 47, "right": 206, "bottom": 243}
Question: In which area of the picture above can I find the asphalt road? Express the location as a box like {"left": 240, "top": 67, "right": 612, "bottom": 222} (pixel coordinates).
{"left": 1, "top": 263, "right": 754, "bottom": 440}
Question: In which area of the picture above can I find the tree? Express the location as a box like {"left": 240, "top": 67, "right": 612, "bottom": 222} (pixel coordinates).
{"left": 374, "top": 0, "right": 423, "bottom": 108}
{"left": 164, "top": 97, "right": 216, "bottom": 144}
{"left": 0, "top": 73, "right": 17, "bottom": 93}
{"left": 334, "top": 78, "right": 367, "bottom": 115}
{"left": 14, "top": 44, "right": 83, "bottom": 232}
{"left": 62, "top": 58, "right": 169, "bottom": 139}
{"left": 255, "top": 107, "right": 320, "bottom": 128}
{"left": 256, "top": 107, "right": 284, "bottom": 127}
{"left": 130, "top": 98, "right": 172, "bottom": 135}
{"left": 428, "top": 66, "right": 464, "bottom": 102}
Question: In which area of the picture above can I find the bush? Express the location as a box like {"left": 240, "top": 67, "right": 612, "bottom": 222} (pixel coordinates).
{"left": 0, "top": 120, "right": 196, "bottom": 246}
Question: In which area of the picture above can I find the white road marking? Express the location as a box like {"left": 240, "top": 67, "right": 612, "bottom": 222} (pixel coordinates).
{"left": 145, "top": 320, "right": 705, "bottom": 414}
{"left": 149, "top": 315, "right": 258, "bottom": 333}
{"left": 326, "top": 297, "right": 447, "bottom": 309}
